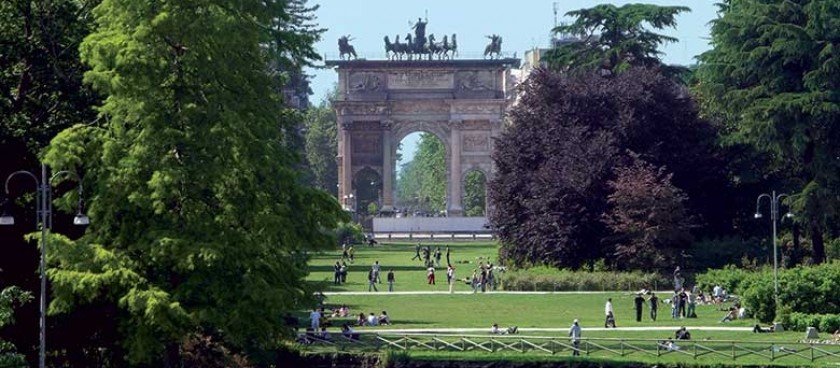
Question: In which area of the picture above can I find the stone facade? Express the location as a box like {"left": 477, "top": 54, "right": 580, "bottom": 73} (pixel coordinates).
{"left": 327, "top": 59, "right": 519, "bottom": 216}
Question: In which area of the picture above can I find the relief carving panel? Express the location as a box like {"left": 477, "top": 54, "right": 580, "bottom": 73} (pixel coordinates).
{"left": 388, "top": 71, "right": 454, "bottom": 89}
{"left": 455, "top": 71, "right": 494, "bottom": 91}
{"left": 462, "top": 132, "right": 490, "bottom": 152}
{"left": 348, "top": 72, "right": 383, "bottom": 92}
{"left": 352, "top": 132, "right": 382, "bottom": 154}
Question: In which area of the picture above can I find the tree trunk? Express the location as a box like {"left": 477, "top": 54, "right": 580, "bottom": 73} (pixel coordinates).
{"left": 790, "top": 223, "right": 801, "bottom": 266}
{"left": 163, "top": 342, "right": 180, "bottom": 368}
{"left": 811, "top": 226, "right": 825, "bottom": 264}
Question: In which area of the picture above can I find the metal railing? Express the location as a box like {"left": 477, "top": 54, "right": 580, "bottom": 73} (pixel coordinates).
{"left": 300, "top": 333, "right": 840, "bottom": 364}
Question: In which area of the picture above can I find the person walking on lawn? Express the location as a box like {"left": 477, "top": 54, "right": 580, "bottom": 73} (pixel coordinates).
{"left": 649, "top": 292, "right": 659, "bottom": 321}
{"left": 447, "top": 264, "right": 456, "bottom": 293}
{"left": 367, "top": 269, "right": 378, "bottom": 292}
{"left": 604, "top": 298, "right": 614, "bottom": 327}
{"left": 569, "top": 319, "right": 582, "bottom": 356}
{"left": 411, "top": 242, "right": 422, "bottom": 261}
{"left": 387, "top": 269, "right": 395, "bottom": 292}
{"left": 427, "top": 265, "right": 436, "bottom": 285}
{"left": 634, "top": 293, "right": 645, "bottom": 322}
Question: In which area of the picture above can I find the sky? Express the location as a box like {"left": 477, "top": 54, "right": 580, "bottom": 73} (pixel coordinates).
{"left": 305, "top": 0, "right": 720, "bottom": 166}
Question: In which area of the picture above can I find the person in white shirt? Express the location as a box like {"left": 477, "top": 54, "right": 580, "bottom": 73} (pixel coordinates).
{"left": 569, "top": 319, "right": 582, "bottom": 356}
{"left": 310, "top": 308, "right": 321, "bottom": 330}
{"left": 372, "top": 261, "right": 381, "bottom": 283}
{"left": 366, "top": 313, "right": 379, "bottom": 326}
{"left": 447, "top": 265, "right": 456, "bottom": 293}
{"left": 604, "top": 298, "right": 614, "bottom": 327}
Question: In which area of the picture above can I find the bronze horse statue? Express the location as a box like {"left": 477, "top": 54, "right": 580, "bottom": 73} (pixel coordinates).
{"left": 444, "top": 34, "right": 458, "bottom": 59}
{"left": 338, "top": 35, "right": 357, "bottom": 60}
{"left": 484, "top": 34, "right": 502, "bottom": 59}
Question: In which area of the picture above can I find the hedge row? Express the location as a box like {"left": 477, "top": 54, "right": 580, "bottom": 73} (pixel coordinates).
{"left": 784, "top": 312, "right": 840, "bottom": 334}
{"left": 500, "top": 267, "right": 669, "bottom": 292}
{"left": 695, "top": 261, "right": 840, "bottom": 325}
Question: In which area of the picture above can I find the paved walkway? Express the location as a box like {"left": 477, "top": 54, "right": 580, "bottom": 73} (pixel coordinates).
{"left": 357, "top": 326, "right": 752, "bottom": 334}
{"left": 323, "top": 290, "right": 636, "bottom": 296}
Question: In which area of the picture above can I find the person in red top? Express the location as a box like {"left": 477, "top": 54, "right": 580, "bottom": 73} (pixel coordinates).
{"left": 427, "top": 266, "right": 436, "bottom": 285}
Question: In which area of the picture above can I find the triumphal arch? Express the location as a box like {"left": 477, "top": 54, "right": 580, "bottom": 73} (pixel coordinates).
{"left": 327, "top": 57, "right": 518, "bottom": 217}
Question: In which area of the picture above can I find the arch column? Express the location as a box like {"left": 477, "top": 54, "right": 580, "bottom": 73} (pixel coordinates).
{"left": 339, "top": 120, "right": 353, "bottom": 210}
{"left": 380, "top": 120, "right": 394, "bottom": 212}
{"left": 448, "top": 119, "right": 464, "bottom": 216}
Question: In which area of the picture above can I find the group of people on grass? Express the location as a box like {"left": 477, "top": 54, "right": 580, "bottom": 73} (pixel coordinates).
{"left": 355, "top": 311, "right": 392, "bottom": 326}
{"left": 366, "top": 260, "right": 397, "bottom": 292}
{"left": 412, "top": 243, "right": 450, "bottom": 268}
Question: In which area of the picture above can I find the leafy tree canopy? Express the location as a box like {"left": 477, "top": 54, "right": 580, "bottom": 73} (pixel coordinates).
{"left": 42, "top": 0, "right": 342, "bottom": 365}
{"left": 547, "top": 3, "right": 690, "bottom": 75}
{"left": 303, "top": 88, "right": 339, "bottom": 195}
{"left": 490, "top": 67, "right": 724, "bottom": 270}
{"left": 696, "top": 0, "right": 840, "bottom": 263}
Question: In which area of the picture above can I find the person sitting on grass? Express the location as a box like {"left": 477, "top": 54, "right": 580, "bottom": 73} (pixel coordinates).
{"left": 675, "top": 326, "right": 691, "bottom": 340}
{"left": 356, "top": 313, "right": 366, "bottom": 326}
{"left": 320, "top": 327, "right": 332, "bottom": 341}
{"left": 341, "top": 323, "right": 359, "bottom": 340}
{"left": 338, "top": 304, "right": 349, "bottom": 317}
{"left": 663, "top": 338, "right": 680, "bottom": 351}
{"left": 379, "top": 310, "right": 391, "bottom": 325}
{"left": 490, "top": 323, "right": 518, "bottom": 335}
{"left": 832, "top": 329, "right": 840, "bottom": 342}
{"left": 753, "top": 324, "right": 775, "bottom": 333}
{"left": 366, "top": 312, "right": 379, "bottom": 326}
{"left": 719, "top": 307, "right": 738, "bottom": 323}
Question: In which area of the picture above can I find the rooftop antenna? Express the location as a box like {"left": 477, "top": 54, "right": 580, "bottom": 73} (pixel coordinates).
{"left": 553, "top": 2, "right": 558, "bottom": 29}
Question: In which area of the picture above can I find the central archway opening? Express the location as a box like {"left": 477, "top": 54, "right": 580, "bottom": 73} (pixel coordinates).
{"left": 396, "top": 132, "right": 446, "bottom": 217}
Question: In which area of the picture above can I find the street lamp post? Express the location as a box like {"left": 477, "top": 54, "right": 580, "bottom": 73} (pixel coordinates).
{"left": 1, "top": 163, "right": 89, "bottom": 368}
{"left": 754, "top": 190, "right": 792, "bottom": 306}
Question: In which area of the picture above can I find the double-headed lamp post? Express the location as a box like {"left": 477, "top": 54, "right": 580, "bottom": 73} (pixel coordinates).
{"left": 342, "top": 193, "right": 355, "bottom": 211}
{"left": 1, "top": 164, "right": 89, "bottom": 368}
{"left": 754, "top": 191, "right": 792, "bottom": 306}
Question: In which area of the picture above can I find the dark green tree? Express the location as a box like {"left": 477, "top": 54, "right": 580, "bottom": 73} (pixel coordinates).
{"left": 547, "top": 3, "right": 690, "bottom": 75}
{"left": 696, "top": 0, "right": 840, "bottom": 263}
{"left": 604, "top": 156, "right": 694, "bottom": 271}
{"left": 490, "top": 67, "right": 724, "bottom": 269}
{"left": 0, "top": 0, "right": 100, "bottom": 364}
{"left": 303, "top": 89, "right": 338, "bottom": 195}
{"left": 42, "top": 0, "right": 342, "bottom": 366}
{"left": 0, "top": 287, "right": 32, "bottom": 367}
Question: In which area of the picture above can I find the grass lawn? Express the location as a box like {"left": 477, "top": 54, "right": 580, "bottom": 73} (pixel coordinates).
{"left": 319, "top": 293, "right": 777, "bottom": 336}
{"left": 300, "top": 241, "right": 838, "bottom": 366}
{"left": 307, "top": 241, "right": 498, "bottom": 292}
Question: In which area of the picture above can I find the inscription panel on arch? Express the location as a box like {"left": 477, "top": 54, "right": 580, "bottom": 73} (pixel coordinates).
{"left": 388, "top": 71, "right": 454, "bottom": 90}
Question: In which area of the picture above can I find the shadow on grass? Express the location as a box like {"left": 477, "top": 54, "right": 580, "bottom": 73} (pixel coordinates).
{"left": 308, "top": 265, "right": 431, "bottom": 273}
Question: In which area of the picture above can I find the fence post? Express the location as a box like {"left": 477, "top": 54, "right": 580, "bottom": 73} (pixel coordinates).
{"left": 434, "top": 335, "right": 437, "bottom": 351}
{"left": 732, "top": 342, "right": 735, "bottom": 360}
{"left": 621, "top": 339, "right": 625, "bottom": 356}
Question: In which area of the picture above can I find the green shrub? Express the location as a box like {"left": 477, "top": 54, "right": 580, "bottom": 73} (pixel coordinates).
{"left": 787, "top": 312, "right": 840, "bottom": 333}
{"left": 694, "top": 264, "right": 753, "bottom": 295}
{"left": 500, "top": 266, "right": 668, "bottom": 291}
{"left": 334, "top": 222, "right": 364, "bottom": 246}
{"left": 736, "top": 261, "right": 840, "bottom": 323}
